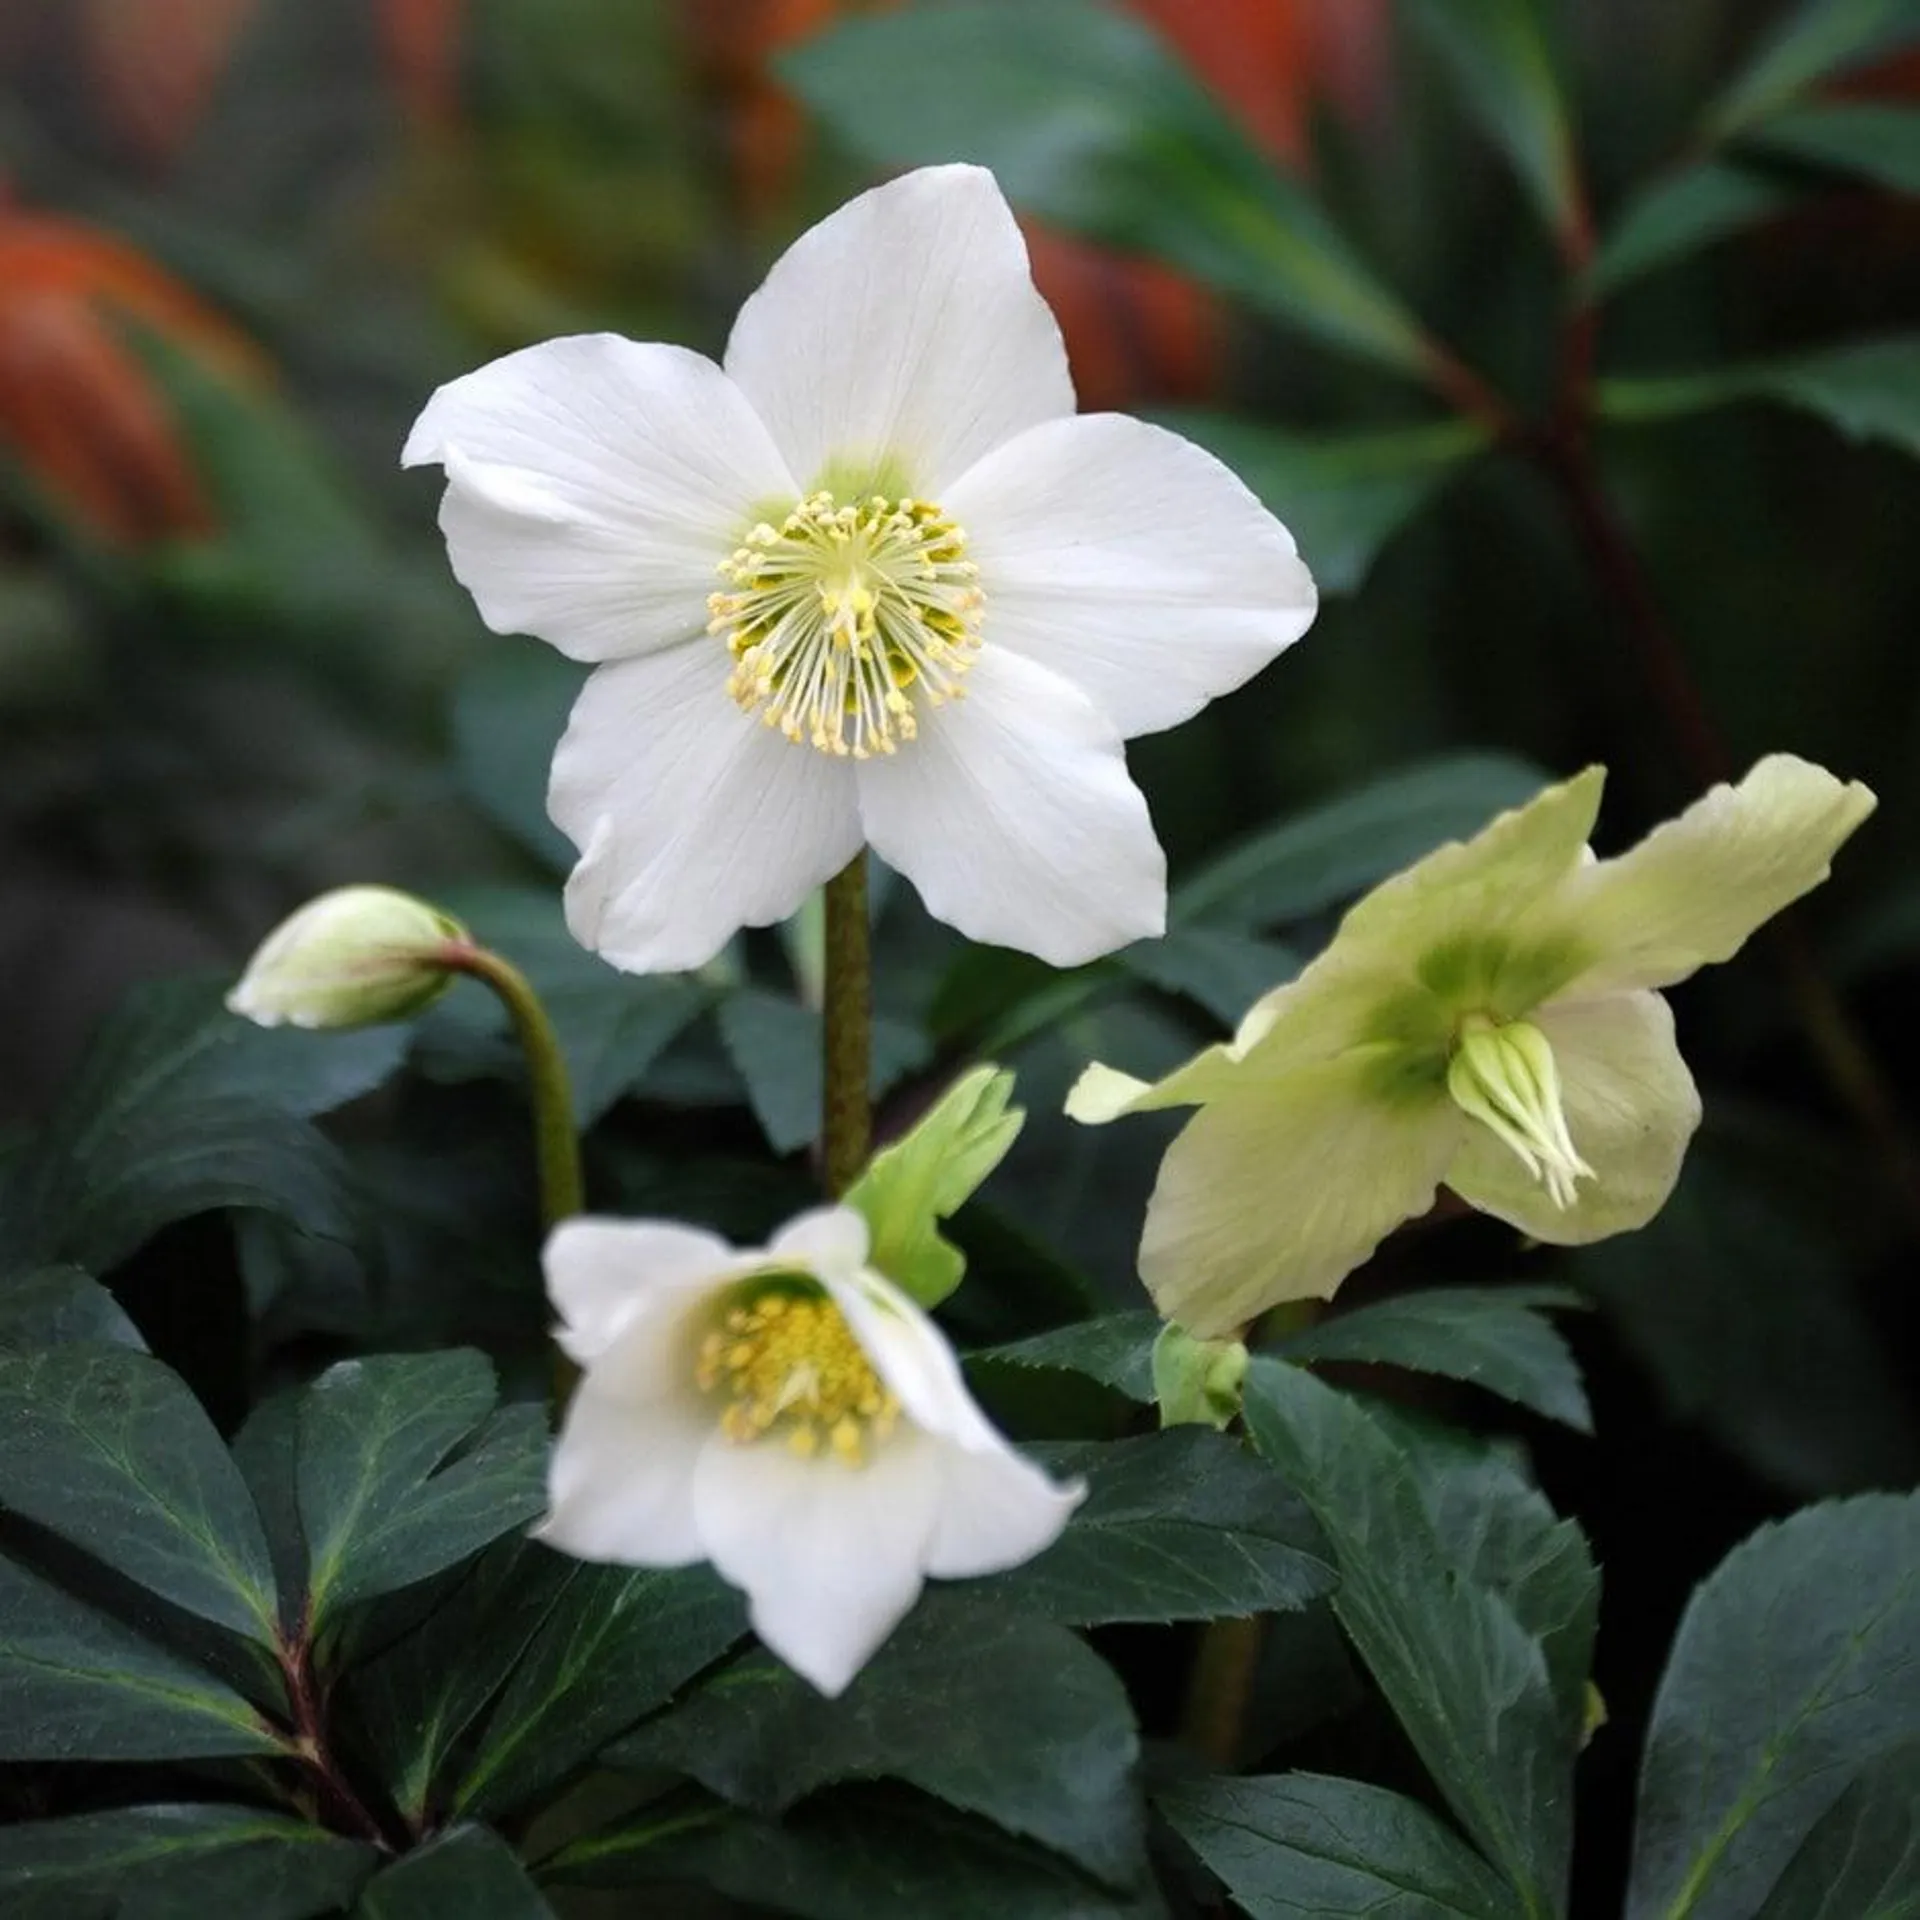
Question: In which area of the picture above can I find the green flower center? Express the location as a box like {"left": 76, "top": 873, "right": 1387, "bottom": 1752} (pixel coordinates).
{"left": 695, "top": 1280, "right": 900, "bottom": 1467}
{"left": 1445, "top": 1013, "right": 1593, "bottom": 1208}
{"left": 708, "top": 490, "right": 984, "bottom": 760}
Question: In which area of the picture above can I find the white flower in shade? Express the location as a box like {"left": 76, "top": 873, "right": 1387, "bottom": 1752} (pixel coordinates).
{"left": 1068, "top": 756, "right": 1876, "bottom": 1336}
{"left": 403, "top": 164, "right": 1315, "bottom": 972}
{"left": 226, "top": 885, "right": 464, "bottom": 1031}
{"left": 540, "top": 1204, "right": 1083, "bottom": 1695}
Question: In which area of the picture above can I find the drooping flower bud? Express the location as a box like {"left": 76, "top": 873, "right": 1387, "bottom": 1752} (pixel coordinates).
{"left": 227, "top": 885, "right": 466, "bottom": 1031}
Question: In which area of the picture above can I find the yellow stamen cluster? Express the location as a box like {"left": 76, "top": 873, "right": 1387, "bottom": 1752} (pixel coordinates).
{"left": 709, "top": 490, "right": 983, "bottom": 758}
{"left": 695, "top": 1285, "right": 901, "bottom": 1466}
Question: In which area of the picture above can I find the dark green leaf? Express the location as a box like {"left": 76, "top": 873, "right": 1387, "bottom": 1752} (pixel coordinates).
{"left": 1753, "top": 1741, "right": 1920, "bottom": 1919}
{"left": 49, "top": 974, "right": 407, "bottom": 1127}
{"left": 1398, "top": 0, "right": 1581, "bottom": 238}
{"left": 355, "top": 1540, "right": 574, "bottom": 1824}
{"left": 1281, "top": 1285, "right": 1592, "bottom": 1431}
{"left": 1708, "top": 0, "right": 1920, "bottom": 140}
{"left": 1118, "top": 927, "right": 1302, "bottom": 1028}
{"left": 456, "top": 1560, "right": 746, "bottom": 1816}
{"left": 355, "top": 1826, "right": 553, "bottom": 1919}
{"left": 1627, "top": 1491, "right": 1920, "bottom": 1920}
{"left": 295, "top": 1351, "right": 548, "bottom": 1623}
{"left": 716, "top": 987, "right": 929, "bottom": 1155}
{"left": 1244, "top": 1359, "right": 1573, "bottom": 1911}
{"left": 1571, "top": 1108, "right": 1919, "bottom": 1493}
{"left": 1601, "top": 337, "right": 1920, "bottom": 460}
{"left": 556, "top": 1784, "right": 1163, "bottom": 1917}
{"left": 783, "top": 0, "right": 1431, "bottom": 375}
{"left": 1153, "top": 413, "right": 1486, "bottom": 596}
{"left": 1589, "top": 162, "right": 1799, "bottom": 298}
{"left": 609, "top": 1593, "right": 1144, "bottom": 1887}
{"left": 1748, "top": 101, "right": 1920, "bottom": 194}
{"left": 231, "top": 1390, "right": 308, "bottom": 1624}
{"left": 450, "top": 639, "right": 586, "bottom": 870}
{"left": 1159, "top": 1772, "right": 1523, "bottom": 1919}
{"left": 0, "top": 1347, "right": 279, "bottom": 1645}
{"left": 0, "top": 1265, "right": 144, "bottom": 1352}
{"left": 8, "top": 967, "right": 395, "bottom": 1273}
{"left": 0, "top": 1549, "right": 284, "bottom": 1760}
{"left": 1381, "top": 1412, "right": 1600, "bottom": 1741}
{"left": 972, "top": 1430, "right": 1334, "bottom": 1626}
{"left": 1171, "top": 753, "right": 1549, "bottom": 931}
{"left": 417, "top": 887, "right": 707, "bottom": 1125}
{"left": 0, "top": 1804, "right": 375, "bottom": 1920}
{"left": 27, "top": 1097, "right": 354, "bottom": 1277}
{"left": 982, "top": 1310, "right": 1161, "bottom": 1403}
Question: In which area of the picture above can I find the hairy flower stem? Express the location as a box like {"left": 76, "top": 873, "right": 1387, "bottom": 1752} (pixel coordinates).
{"left": 822, "top": 853, "right": 873, "bottom": 1197}
{"left": 442, "top": 942, "right": 586, "bottom": 1401}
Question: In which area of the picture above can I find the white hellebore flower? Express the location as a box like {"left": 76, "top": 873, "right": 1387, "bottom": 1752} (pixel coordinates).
{"left": 540, "top": 1204, "right": 1083, "bottom": 1695}
{"left": 226, "top": 885, "right": 464, "bottom": 1031}
{"left": 404, "top": 165, "right": 1315, "bottom": 972}
{"left": 1069, "top": 756, "right": 1875, "bottom": 1337}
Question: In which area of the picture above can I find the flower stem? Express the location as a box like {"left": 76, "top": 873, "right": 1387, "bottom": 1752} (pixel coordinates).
{"left": 442, "top": 942, "right": 586, "bottom": 1406}
{"left": 445, "top": 944, "right": 584, "bottom": 1228}
{"left": 821, "top": 853, "right": 873, "bottom": 1197}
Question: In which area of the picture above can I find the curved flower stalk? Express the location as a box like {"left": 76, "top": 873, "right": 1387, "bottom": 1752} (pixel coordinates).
{"left": 404, "top": 164, "right": 1315, "bottom": 972}
{"left": 1069, "top": 756, "right": 1876, "bottom": 1337}
{"left": 541, "top": 1205, "right": 1082, "bottom": 1695}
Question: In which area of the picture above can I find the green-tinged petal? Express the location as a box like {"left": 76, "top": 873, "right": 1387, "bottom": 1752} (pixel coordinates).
{"left": 1335, "top": 765, "right": 1604, "bottom": 959}
{"left": 1556, "top": 755, "right": 1876, "bottom": 996}
{"left": 1137, "top": 1058, "right": 1462, "bottom": 1336}
{"left": 1446, "top": 989, "right": 1700, "bottom": 1244}
{"left": 1068, "top": 956, "right": 1389, "bottom": 1124}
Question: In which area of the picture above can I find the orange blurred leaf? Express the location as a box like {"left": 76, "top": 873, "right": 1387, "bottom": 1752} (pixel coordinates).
{"left": 0, "top": 202, "right": 268, "bottom": 544}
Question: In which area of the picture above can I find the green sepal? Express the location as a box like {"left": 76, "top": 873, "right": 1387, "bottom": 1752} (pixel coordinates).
{"left": 843, "top": 1065, "right": 1022, "bottom": 1307}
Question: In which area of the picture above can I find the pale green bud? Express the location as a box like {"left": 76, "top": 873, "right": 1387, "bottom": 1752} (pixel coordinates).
{"left": 227, "top": 886, "right": 466, "bottom": 1031}
{"left": 1152, "top": 1322, "right": 1249, "bottom": 1430}
{"left": 1446, "top": 1013, "right": 1594, "bottom": 1208}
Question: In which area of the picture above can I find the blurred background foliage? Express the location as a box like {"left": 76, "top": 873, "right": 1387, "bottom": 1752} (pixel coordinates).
{"left": 1, "top": 0, "right": 1918, "bottom": 1902}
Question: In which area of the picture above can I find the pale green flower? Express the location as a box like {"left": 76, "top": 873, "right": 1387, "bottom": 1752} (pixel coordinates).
{"left": 1067, "top": 756, "right": 1875, "bottom": 1336}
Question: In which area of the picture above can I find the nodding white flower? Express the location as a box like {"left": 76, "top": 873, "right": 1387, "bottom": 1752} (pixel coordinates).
{"left": 1069, "top": 756, "right": 1875, "bottom": 1337}
{"left": 226, "top": 885, "right": 464, "bottom": 1031}
{"left": 404, "top": 164, "right": 1315, "bottom": 972}
{"left": 540, "top": 1205, "right": 1083, "bottom": 1696}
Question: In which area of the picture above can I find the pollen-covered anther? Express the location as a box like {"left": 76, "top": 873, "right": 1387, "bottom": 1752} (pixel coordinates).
{"left": 696, "top": 1284, "right": 901, "bottom": 1466}
{"left": 1446, "top": 1013, "right": 1595, "bottom": 1208}
{"left": 709, "top": 489, "right": 983, "bottom": 757}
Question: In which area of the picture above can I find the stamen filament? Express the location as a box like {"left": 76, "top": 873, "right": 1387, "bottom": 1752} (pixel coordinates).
{"left": 708, "top": 491, "right": 983, "bottom": 758}
{"left": 1447, "top": 1013, "right": 1595, "bottom": 1208}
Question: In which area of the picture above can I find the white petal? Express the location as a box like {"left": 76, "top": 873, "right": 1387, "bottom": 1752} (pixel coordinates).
{"left": 1552, "top": 754, "right": 1877, "bottom": 995}
{"left": 552, "top": 646, "right": 863, "bottom": 973}
{"left": 1446, "top": 989, "right": 1702, "bottom": 1243}
{"left": 541, "top": 1381, "right": 709, "bottom": 1567}
{"left": 543, "top": 1217, "right": 734, "bottom": 1363}
{"left": 827, "top": 1267, "right": 1000, "bottom": 1452}
{"left": 943, "top": 413, "right": 1315, "bottom": 738}
{"left": 854, "top": 648, "right": 1165, "bottom": 966}
{"left": 404, "top": 335, "right": 794, "bottom": 663}
{"left": 693, "top": 1431, "right": 943, "bottom": 1695}
{"left": 1139, "top": 1058, "right": 1464, "bottom": 1336}
{"left": 722, "top": 165, "right": 1073, "bottom": 496}
{"left": 769, "top": 1206, "right": 871, "bottom": 1280}
{"left": 921, "top": 1440, "right": 1084, "bottom": 1580}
